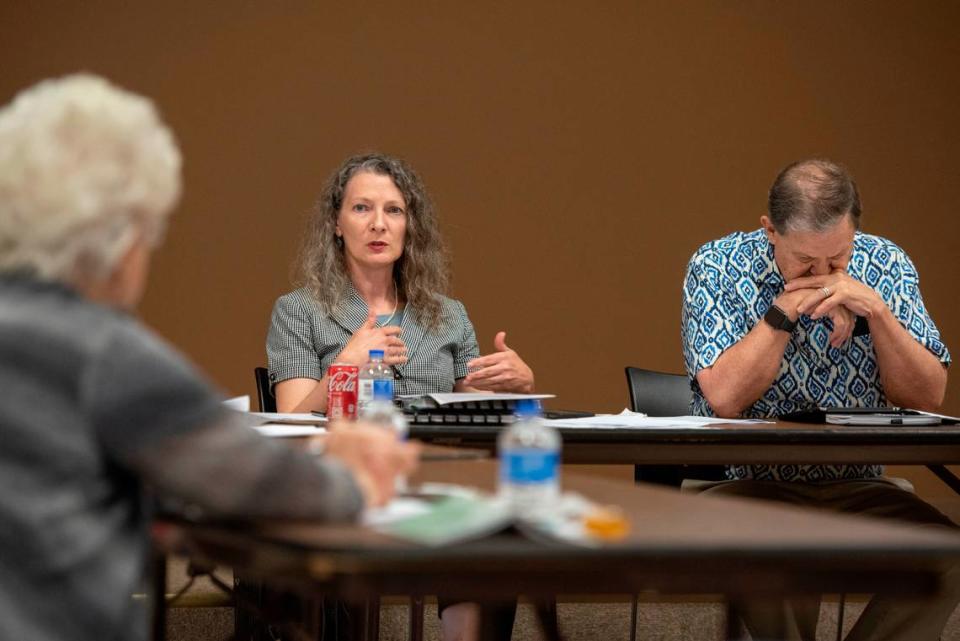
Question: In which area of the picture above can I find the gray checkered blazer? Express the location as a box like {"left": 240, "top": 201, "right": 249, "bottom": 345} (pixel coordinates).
{"left": 267, "top": 285, "right": 479, "bottom": 395}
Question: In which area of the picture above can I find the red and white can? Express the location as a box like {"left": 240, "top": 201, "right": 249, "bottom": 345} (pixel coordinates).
{"left": 327, "top": 363, "right": 359, "bottom": 420}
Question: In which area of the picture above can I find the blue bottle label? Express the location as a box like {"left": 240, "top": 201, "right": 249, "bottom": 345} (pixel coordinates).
{"left": 500, "top": 448, "right": 559, "bottom": 484}
{"left": 372, "top": 378, "right": 394, "bottom": 400}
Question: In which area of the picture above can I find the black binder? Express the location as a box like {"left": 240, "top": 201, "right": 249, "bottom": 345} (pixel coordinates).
{"left": 780, "top": 406, "right": 959, "bottom": 426}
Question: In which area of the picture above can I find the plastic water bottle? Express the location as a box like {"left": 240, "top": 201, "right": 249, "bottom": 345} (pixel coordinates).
{"left": 361, "top": 380, "right": 409, "bottom": 491}
{"left": 360, "top": 383, "right": 409, "bottom": 440}
{"left": 357, "top": 349, "right": 394, "bottom": 416}
{"left": 498, "top": 399, "right": 561, "bottom": 514}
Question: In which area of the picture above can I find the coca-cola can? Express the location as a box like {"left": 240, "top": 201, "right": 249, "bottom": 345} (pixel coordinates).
{"left": 327, "top": 363, "right": 359, "bottom": 420}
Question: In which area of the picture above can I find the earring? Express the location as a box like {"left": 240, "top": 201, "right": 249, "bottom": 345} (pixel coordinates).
{"left": 335, "top": 235, "right": 344, "bottom": 248}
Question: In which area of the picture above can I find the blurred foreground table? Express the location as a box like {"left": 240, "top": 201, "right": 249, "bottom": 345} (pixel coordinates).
{"left": 157, "top": 458, "right": 960, "bottom": 641}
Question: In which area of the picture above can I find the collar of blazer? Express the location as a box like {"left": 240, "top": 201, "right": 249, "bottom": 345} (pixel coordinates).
{"left": 331, "top": 281, "right": 427, "bottom": 377}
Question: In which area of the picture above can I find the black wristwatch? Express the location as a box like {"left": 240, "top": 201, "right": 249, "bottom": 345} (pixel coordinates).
{"left": 764, "top": 304, "right": 797, "bottom": 333}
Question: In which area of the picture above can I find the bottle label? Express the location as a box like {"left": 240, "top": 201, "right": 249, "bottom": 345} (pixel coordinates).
{"left": 372, "top": 378, "right": 394, "bottom": 400}
{"left": 500, "top": 448, "right": 559, "bottom": 484}
{"left": 358, "top": 379, "right": 374, "bottom": 403}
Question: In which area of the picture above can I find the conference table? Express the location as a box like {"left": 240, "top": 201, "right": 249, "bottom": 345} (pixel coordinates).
{"left": 158, "top": 457, "right": 960, "bottom": 641}
{"left": 410, "top": 419, "right": 960, "bottom": 492}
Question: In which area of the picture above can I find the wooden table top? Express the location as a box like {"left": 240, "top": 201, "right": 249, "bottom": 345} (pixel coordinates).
{"left": 408, "top": 420, "right": 960, "bottom": 464}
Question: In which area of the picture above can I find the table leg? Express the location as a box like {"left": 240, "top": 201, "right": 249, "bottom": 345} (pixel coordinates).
{"left": 345, "top": 598, "right": 379, "bottom": 641}
{"left": 835, "top": 595, "right": 846, "bottom": 641}
{"left": 532, "top": 598, "right": 562, "bottom": 641}
{"left": 409, "top": 596, "right": 424, "bottom": 641}
{"left": 477, "top": 602, "right": 517, "bottom": 641}
{"left": 724, "top": 602, "right": 740, "bottom": 641}
{"left": 366, "top": 598, "right": 380, "bottom": 641}
{"left": 233, "top": 577, "right": 266, "bottom": 641}
{"left": 150, "top": 550, "right": 167, "bottom": 641}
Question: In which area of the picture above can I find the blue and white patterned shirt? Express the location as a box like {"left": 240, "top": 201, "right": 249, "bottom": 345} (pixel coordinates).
{"left": 681, "top": 229, "right": 951, "bottom": 481}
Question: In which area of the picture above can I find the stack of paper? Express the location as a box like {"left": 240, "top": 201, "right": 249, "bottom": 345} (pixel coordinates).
{"left": 250, "top": 412, "right": 327, "bottom": 437}
{"left": 543, "top": 409, "right": 773, "bottom": 429}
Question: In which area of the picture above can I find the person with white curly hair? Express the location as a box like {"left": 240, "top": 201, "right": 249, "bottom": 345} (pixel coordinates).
{"left": 0, "top": 73, "right": 419, "bottom": 641}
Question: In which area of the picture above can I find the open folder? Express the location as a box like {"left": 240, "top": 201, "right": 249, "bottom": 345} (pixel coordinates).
{"left": 780, "top": 407, "right": 960, "bottom": 426}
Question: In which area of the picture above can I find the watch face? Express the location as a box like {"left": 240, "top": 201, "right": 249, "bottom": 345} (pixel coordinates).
{"left": 767, "top": 306, "right": 786, "bottom": 325}
{"left": 765, "top": 305, "right": 794, "bottom": 332}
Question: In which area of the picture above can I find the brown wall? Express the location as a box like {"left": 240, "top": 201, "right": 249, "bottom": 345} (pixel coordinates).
{"left": 2, "top": 2, "right": 959, "bottom": 496}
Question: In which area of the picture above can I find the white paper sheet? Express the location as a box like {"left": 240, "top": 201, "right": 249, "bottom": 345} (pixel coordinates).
{"left": 254, "top": 424, "right": 327, "bottom": 438}
{"left": 543, "top": 409, "right": 773, "bottom": 429}
{"left": 249, "top": 412, "right": 328, "bottom": 425}
{"left": 222, "top": 395, "right": 251, "bottom": 412}
{"left": 362, "top": 497, "right": 433, "bottom": 526}
{"left": 400, "top": 392, "right": 555, "bottom": 405}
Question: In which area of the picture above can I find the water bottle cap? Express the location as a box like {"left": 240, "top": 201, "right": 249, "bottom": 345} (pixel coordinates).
{"left": 514, "top": 399, "right": 541, "bottom": 417}
{"left": 369, "top": 349, "right": 385, "bottom": 360}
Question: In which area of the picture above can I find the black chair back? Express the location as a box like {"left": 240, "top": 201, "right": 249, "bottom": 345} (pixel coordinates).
{"left": 253, "top": 367, "right": 277, "bottom": 413}
{"left": 624, "top": 367, "right": 691, "bottom": 416}
{"left": 624, "top": 366, "right": 727, "bottom": 485}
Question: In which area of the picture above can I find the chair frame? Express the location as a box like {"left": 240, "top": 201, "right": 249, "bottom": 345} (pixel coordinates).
{"left": 254, "top": 366, "right": 277, "bottom": 413}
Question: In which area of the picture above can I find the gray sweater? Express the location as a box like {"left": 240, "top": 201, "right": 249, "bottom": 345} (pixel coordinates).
{"left": 0, "top": 275, "right": 363, "bottom": 641}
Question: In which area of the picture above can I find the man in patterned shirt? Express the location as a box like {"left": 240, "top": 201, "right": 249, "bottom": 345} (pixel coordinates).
{"left": 682, "top": 158, "right": 956, "bottom": 641}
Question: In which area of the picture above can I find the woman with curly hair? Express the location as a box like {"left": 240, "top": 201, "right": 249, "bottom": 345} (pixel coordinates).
{"left": 267, "top": 152, "right": 535, "bottom": 414}
{"left": 267, "top": 152, "right": 532, "bottom": 639}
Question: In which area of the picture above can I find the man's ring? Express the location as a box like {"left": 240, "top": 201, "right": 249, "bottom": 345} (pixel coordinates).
{"left": 821, "top": 286, "right": 831, "bottom": 297}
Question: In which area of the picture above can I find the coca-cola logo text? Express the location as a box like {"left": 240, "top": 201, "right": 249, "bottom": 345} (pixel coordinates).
{"left": 329, "top": 371, "right": 357, "bottom": 392}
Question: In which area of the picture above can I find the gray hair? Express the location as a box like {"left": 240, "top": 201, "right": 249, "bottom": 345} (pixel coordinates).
{"left": 0, "top": 73, "right": 181, "bottom": 282}
{"left": 299, "top": 153, "right": 449, "bottom": 329}
{"left": 767, "top": 158, "right": 862, "bottom": 234}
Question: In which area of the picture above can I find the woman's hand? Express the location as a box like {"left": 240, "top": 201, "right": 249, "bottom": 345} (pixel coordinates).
{"left": 463, "top": 331, "right": 535, "bottom": 393}
{"left": 338, "top": 310, "right": 408, "bottom": 367}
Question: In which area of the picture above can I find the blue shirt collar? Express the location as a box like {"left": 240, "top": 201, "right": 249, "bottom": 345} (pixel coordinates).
{"left": 755, "top": 231, "right": 784, "bottom": 290}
